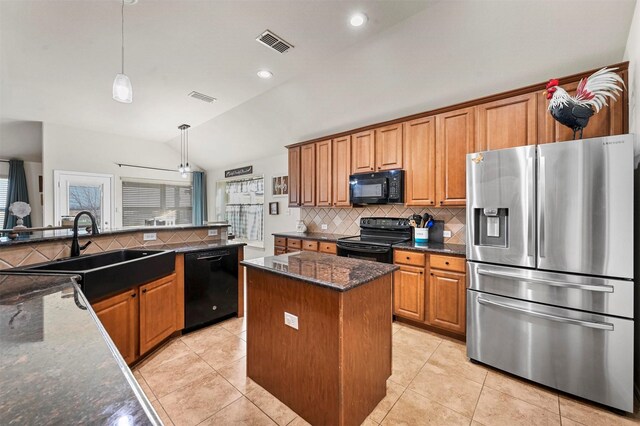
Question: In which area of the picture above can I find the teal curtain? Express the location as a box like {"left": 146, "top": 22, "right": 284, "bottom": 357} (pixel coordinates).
{"left": 192, "top": 171, "right": 207, "bottom": 225}
{"left": 4, "top": 159, "right": 32, "bottom": 229}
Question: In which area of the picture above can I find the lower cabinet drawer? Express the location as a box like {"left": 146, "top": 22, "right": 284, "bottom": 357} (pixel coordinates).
{"left": 275, "top": 237, "right": 287, "bottom": 247}
{"left": 318, "top": 242, "right": 337, "bottom": 254}
{"left": 303, "top": 240, "right": 319, "bottom": 251}
{"left": 430, "top": 255, "right": 465, "bottom": 272}
{"left": 287, "top": 239, "right": 302, "bottom": 249}
{"left": 394, "top": 250, "right": 425, "bottom": 267}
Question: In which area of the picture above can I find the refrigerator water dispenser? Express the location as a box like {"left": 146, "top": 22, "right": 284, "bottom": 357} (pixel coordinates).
{"left": 474, "top": 208, "right": 508, "bottom": 247}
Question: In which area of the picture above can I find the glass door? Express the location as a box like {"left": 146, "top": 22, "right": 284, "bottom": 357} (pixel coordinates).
{"left": 54, "top": 171, "right": 113, "bottom": 231}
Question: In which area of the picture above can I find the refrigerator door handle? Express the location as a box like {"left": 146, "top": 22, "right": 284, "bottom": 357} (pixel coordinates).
{"left": 527, "top": 156, "right": 535, "bottom": 257}
{"left": 477, "top": 296, "right": 614, "bottom": 331}
{"left": 539, "top": 156, "right": 546, "bottom": 258}
{"left": 476, "top": 268, "right": 615, "bottom": 293}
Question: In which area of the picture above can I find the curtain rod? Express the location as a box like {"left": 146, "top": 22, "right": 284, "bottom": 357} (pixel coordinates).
{"left": 0, "top": 159, "right": 9, "bottom": 163}
{"left": 115, "top": 162, "right": 195, "bottom": 173}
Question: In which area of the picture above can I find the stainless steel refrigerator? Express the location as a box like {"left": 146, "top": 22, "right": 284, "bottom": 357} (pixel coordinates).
{"left": 466, "top": 134, "right": 636, "bottom": 412}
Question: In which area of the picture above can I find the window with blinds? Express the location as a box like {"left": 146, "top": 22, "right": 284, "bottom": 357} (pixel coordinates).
{"left": 122, "top": 180, "right": 192, "bottom": 227}
{"left": 0, "top": 177, "right": 8, "bottom": 227}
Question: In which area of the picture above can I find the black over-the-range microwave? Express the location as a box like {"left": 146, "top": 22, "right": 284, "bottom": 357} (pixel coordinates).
{"left": 349, "top": 170, "right": 404, "bottom": 205}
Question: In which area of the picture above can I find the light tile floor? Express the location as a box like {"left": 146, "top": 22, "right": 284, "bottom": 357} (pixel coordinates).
{"left": 133, "top": 318, "right": 640, "bottom": 426}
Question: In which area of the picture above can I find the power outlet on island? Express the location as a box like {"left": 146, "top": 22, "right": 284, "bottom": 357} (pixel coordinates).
{"left": 321, "top": 224, "right": 328, "bottom": 230}
{"left": 443, "top": 230, "right": 452, "bottom": 238}
{"left": 208, "top": 229, "right": 218, "bottom": 236}
{"left": 284, "top": 312, "right": 299, "bottom": 330}
{"left": 143, "top": 232, "right": 157, "bottom": 241}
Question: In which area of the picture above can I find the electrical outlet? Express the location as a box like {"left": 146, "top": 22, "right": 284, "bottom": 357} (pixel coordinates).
{"left": 284, "top": 312, "right": 299, "bottom": 330}
{"left": 321, "top": 224, "right": 328, "bottom": 230}
{"left": 143, "top": 232, "right": 157, "bottom": 241}
{"left": 443, "top": 230, "right": 452, "bottom": 238}
{"left": 208, "top": 229, "right": 218, "bottom": 236}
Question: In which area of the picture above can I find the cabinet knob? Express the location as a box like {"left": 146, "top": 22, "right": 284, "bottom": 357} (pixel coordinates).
{"left": 430, "top": 273, "right": 434, "bottom": 276}
{"left": 419, "top": 271, "right": 423, "bottom": 275}
{"left": 142, "top": 289, "right": 147, "bottom": 294}
{"left": 439, "top": 201, "right": 443, "bottom": 205}
{"left": 445, "top": 261, "right": 450, "bottom": 265}
{"left": 406, "top": 256, "right": 410, "bottom": 260}
{"left": 131, "top": 293, "right": 136, "bottom": 298}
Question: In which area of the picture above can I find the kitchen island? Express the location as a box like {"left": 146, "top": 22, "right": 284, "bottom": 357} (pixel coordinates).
{"left": 241, "top": 252, "right": 397, "bottom": 426}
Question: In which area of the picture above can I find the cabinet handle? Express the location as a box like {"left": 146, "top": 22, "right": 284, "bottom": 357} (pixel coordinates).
{"left": 439, "top": 201, "right": 443, "bottom": 205}
{"left": 406, "top": 256, "right": 410, "bottom": 260}
{"left": 142, "top": 289, "right": 147, "bottom": 294}
{"left": 430, "top": 273, "right": 434, "bottom": 276}
{"left": 445, "top": 261, "right": 450, "bottom": 265}
{"left": 419, "top": 271, "right": 423, "bottom": 275}
{"left": 131, "top": 293, "right": 136, "bottom": 298}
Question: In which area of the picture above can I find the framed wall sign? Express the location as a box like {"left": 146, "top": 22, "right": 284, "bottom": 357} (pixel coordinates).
{"left": 272, "top": 175, "right": 288, "bottom": 197}
{"left": 269, "top": 202, "right": 279, "bottom": 215}
{"left": 225, "top": 165, "right": 253, "bottom": 178}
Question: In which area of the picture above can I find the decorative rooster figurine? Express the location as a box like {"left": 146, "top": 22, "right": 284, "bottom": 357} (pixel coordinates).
{"left": 545, "top": 67, "right": 624, "bottom": 139}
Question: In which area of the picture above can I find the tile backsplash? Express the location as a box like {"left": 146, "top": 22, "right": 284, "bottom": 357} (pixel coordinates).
{"left": 300, "top": 206, "right": 466, "bottom": 244}
{"left": 0, "top": 228, "right": 225, "bottom": 270}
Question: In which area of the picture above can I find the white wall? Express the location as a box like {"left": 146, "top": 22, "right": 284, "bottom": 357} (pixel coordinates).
{"left": 42, "top": 123, "right": 197, "bottom": 228}
{"left": 0, "top": 160, "right": 42, "bottom": 227}
{"left": 625, "top": 0, "right": 640, "bottom": 134}
{"left": 207, "top": 152, "right": 300, "bottom": 260}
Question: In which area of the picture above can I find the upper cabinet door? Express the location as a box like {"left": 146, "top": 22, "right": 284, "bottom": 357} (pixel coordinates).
{"left": 315, "top": 140, "right": 332, "bottom": 207}
{"left": 332, "top": 135, "right": 351, "bottom": 207}
{"left": 404, "top": 117, "right": 436, "bottom": 206}
{"left": 351, "top": 130, "right": 376, "bottom": 174}
{"left": 301, "top": 144, "right": 316, "bottom": 206}
{"left": 436, "top": 107, "right": 476, "bottom": 207}
{"left": 477, "top": 93, "right": 537, "bottom": 151}
{"left": 288, "top": 147, "right": 301, "bottom": 207}
{"left": 538, "top": 70, "right": 626, "bottom": 144}
{"left": 375, "top": 124, "right": 403, "bottom": 171}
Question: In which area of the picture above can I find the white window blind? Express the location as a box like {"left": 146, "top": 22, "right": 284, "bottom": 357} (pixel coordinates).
{"left": 122, "top": 180, "right": 192, "bottom": 227}
{"left": 0, "top": 177, "right": 8, "bottom": 227}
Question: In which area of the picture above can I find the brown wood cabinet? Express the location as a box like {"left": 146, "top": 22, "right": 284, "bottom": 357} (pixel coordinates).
{"left": 332, "top": 135, "right": 351, "bottom": 207}
{"left": 537, "top": 70, "right": 626, "bottom": 143}
{"left": 375, "top": 123, "right": 403, "bottom": 171}
{"left": 428, "top": 268, "right": 466, "bottom": 334}
{"left": 139, "top": 273, "right": 178, "bottom": 355}
{"left": 303, "top": 240, "right": 319, "bottom": 251}
{"left": 315, "top": 140, "right": 332, "bottom": 207}
{"left": 319, "top": 242, "right": 337, "bottom": 254}
{"left": 93, "top": 288, "right": 138, "bottom": 364}
{"left": 404, "top": 117, "right": 436, "bottom": 206}
{"left": 351, "top": 130, "right": 376, "bottom": 173}
{"left": 288, "top": 146, "right": 301, "bottom": 207}
{"left": 274, "top": 237, "right": 337, "bottom": 256}
{"left": 393, "top": 264, "right": 426, "bottom": 322}
{"left": 435, "top": 107, "right": 476, "bottom": 207}
{"left": 477, "top": 93, "right": 537, "bottom": 151}
{"left": 301, "top": 144, "right": 316, "bottom": 206}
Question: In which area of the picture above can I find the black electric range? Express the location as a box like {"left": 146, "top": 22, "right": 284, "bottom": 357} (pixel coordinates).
{"left": 336, "top": 217, "right": 411, "bottom": 263}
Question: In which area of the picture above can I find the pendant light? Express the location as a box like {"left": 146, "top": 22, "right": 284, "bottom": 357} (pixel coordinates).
{"left": 113, "top": 0, "right": 133, "bottom": 103}
{"left": 178, "top": 124, "right": 191, "bottom": 178}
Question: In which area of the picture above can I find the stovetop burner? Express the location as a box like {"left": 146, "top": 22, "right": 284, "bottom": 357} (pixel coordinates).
{"left": 337, "top": 217, "right": 412, "bottom": 247}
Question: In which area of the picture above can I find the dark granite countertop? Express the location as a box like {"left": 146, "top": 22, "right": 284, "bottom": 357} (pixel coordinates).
{"left": 393, "top": 241, "right": 466, "bottom": 256}
{"left": 241, "top": 251, "right": 398, "bottom": 291}
{"left": 0, "top": 273, "right": 159, "bottom": 425}
{"left": 146, "top": 240, "right": 246, "bottom": 254}
{"left": 272, "top": 232, "right": 354, "bottom": 242}
{"left": 0, "top": 223, "right": 231, "bottom": 246}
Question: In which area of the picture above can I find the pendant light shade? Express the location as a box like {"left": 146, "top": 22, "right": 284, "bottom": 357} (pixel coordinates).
{"left": 113, "top": 0, "right": 133, "bottom": 103}
{"left": 113, "top": 73, "right": 133, "bottom": 103}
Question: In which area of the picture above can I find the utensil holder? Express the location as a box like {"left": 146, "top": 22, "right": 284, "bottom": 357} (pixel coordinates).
{"left": 414, "top": 228, "right": 429, "bottom": 243}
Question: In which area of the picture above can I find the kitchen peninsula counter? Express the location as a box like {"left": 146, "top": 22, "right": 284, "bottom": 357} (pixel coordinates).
{"left": 241, "top": 252, "right": 396, "bottom": 426}
{"left": 0, "top": 273, "right": 159, "bottom": 425}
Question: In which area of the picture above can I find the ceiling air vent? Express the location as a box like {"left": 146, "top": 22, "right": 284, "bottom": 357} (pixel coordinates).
{"left": 187, "top": 91, "right": 217, "bottom": 103}
{"left": 256, "top": 30, "right": 294, "bottom": 54}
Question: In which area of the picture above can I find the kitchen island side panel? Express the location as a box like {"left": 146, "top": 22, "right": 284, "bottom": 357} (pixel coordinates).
{"left": 246, "top": 268, "right": 342, "bottom": 425}
{"left": 341, "top": 274, "right": 392, "bottom": 426}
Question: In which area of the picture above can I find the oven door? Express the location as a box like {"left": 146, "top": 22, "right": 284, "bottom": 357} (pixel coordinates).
{"left": 336, "top": 241, "right": 392, "bottom": 263}
{"left": 350, "top": 176, "right": 388, "bottom": 204}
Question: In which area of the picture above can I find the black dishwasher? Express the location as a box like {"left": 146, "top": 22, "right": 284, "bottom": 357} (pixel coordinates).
{"left": 184, "top": 249, "right": 238, "bottom": 332}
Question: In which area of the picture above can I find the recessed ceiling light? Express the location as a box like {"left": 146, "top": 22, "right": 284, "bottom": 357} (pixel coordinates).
{"left": 257, "top": 70, "right": 273, "bottom": 79}
{"left": 350, "top": 13, "right": 368, "bottom": 27}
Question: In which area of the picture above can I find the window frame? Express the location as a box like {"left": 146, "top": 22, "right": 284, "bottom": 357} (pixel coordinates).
{"left": 121, "top": 178, "right": 194, "bottom": 228}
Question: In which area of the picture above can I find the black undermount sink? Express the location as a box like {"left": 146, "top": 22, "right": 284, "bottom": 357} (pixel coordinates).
{"left": 14, "top": 249, "right": 176, "bottom": 302}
